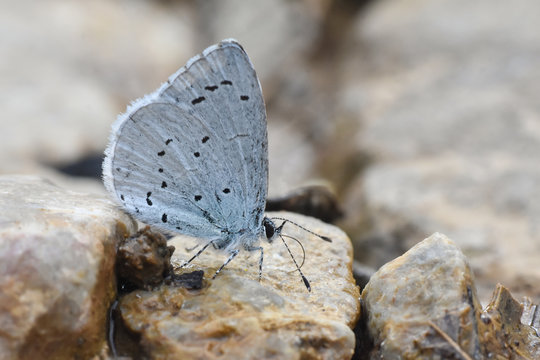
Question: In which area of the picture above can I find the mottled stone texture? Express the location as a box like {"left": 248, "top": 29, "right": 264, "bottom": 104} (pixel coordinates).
{"left": 0, "top": 176, "right": 136, "bottom": 359}
{"left": 361, "top": 233, "right": 540, "bottom": 359}
{"left": 119, "top": 212, "right": 360, "bottom": 360}
{"left": 480, "top": 284, "right": 540, "bottom": 358}
{"left": 116, "top": 226, "right": 175, "bottom": 290}
{"left": 362, "top": 233, "right": 482, "bottom": 359}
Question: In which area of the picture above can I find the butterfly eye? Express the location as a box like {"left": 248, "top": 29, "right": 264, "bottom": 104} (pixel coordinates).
{"left": 263, "top": 218, "right": 275, "bottom": 240}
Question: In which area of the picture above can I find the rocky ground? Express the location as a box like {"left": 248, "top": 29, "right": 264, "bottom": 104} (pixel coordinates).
{"left": 1, "top": 0, "right": 540, "bottom": 358}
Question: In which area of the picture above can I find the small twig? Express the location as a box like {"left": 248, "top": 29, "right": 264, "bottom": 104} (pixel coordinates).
{"left": 428, "top": 321, "right": 473, "bottom": 360}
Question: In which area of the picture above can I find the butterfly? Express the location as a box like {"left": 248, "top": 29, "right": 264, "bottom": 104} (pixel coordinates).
{"left": 103, "top": 39, "right": 330, "bottom": 291}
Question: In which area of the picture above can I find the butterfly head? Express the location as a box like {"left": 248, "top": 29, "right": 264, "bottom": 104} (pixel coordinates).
{"left": 262, "top": 217, "right": 278, "bottom": 243}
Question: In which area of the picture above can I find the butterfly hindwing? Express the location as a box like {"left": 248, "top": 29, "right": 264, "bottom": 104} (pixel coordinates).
{"left": 103, "top": 40, "right": 268, "bottom": 238}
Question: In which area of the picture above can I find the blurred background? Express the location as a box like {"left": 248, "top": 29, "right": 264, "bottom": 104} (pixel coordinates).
{"left": 2, "top": 0, "right": 540, "bottom": 304}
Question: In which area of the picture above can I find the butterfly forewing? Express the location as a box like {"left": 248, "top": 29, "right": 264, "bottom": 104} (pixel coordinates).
{"left": 103, "top": 40, "right": 268, "bottom": 238}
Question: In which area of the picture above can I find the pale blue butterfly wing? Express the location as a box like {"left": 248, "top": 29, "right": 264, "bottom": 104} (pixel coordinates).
{"left": 103, "top": 40, "right": 268, "bottom": 243}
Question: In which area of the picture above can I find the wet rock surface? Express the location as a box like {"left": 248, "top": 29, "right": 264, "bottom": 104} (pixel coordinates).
{"left": 360, "top": 233, "right": 540, "bottom": 359}
{"left": 0, "top": 176, "right": 136, "bottom": 359}
{"left": 117, "top": 212, "right": 360, "bottom": 360}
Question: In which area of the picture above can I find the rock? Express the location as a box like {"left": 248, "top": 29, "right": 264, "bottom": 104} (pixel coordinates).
{"left": 0, "top": 175, "right": 136, "bottom": 359}
{"left": 361, "top": 232, "right": 540, "bottom": 359}
{"left": 521, "top": 297, "right": 540, "bottom": 336}
{"left": 116, "top": 226, "right": 175, "bottom": 291}
{"left": 362, "top": 233, "right": 482, "bottom": 359}
{"left": 166, "top": 270, "right": 205, "bottom": 291}
{"left": 117, "top": 212, "right": 360, "bottom": 359}
{"left": 481, "top": 284, "right": 540, "bottom": 358}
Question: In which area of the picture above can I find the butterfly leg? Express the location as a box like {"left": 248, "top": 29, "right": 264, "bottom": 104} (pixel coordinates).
{"left": 181, "top": 239, "right": 215, "bottom": 267}
{"left": 246, "top": 246, "right": 264, "bottom": 281}
{"left": 212, "top": 249, "right": 240, "bottom": 279}
{"left": 185, "top": 243, "right": 201, "bottom": 253}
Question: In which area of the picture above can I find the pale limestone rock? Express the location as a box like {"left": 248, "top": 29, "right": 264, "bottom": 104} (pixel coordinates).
{"left": 361, "top": 233, "right": 482, "bottom": 359}
{"left": 361, "top": 233, "right": 540, "bottom": 359}
{"left": 0, "top": 175, "right": 136, "bottom": 359}
{"left": 119, "top": 212, "right": 360, "bottom": 360}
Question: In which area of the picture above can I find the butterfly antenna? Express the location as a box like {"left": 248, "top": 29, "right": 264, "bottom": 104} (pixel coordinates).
{"left": 280, "top": 234, "right": 306, "bottom": 270}
{"left": 279, "top": 234, "right": 311, "bottom": 292}
{"left": 271, "top": 217, "right": 332, "bottom": 242}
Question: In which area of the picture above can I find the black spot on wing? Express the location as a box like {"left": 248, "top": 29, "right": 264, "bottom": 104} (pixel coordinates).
{"left": 194, "top": 195, "right": 202, "bottom": 201}
{"left": 161, "top": 181, "right": 167, "bottom": 188}
{"left": 205, "top": 85, "right": 218, "bottom": 91}
{"left": 165, "top": 139, "right": 173, "bottom": 145}
{"left": 146, "top": 192, "right": 153, "bottom": 206}
{"left": 162, "top": 213, "right": 167, "bottom": 223}
{"left": 194, "top": 152, "right": 200, "bottom": 158}
{"left": 157, "top": 150, "right": 165, "bottom": 156}
{"left": 192, "top": 96, "right": 206, "bottom": 105}
{"left": 240, "top": 95, "right": 249, "bottom": 101}
{"left": 202, "top": 136, "right": 209, "bottom": 143}
{"left": 221, "top": 80, "right": 232, "bottom": 86}
{"left": 158, "top": 168, "right": 164, "bottom": 173}
{"left": 223, "top": 188, "right": 230, "bottom": 194}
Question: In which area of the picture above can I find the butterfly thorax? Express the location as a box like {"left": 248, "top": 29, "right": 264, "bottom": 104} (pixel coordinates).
{"left": 214, "top": 226, "right": 262, "bottom": 251}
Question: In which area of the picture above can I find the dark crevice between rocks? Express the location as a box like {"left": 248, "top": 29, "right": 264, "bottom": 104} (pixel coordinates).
{"left": 353, "top": 298, "right": 374, "bottom": 360}
{"left": 53, "top": 153, "right": 104, "bottom": 179}
{"left": 108, "top": 299, "right": 143, "bottom": 360}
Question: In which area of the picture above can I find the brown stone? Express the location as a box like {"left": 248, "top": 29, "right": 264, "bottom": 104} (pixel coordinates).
{"left": 480, "top": 284, "right": 540, "bottom": 358}
{"left": 0, "top": 176, "right": 136, "bottom": 359}
{"left": 118, "top": 212, "right": 360, "bottom": 359}
{"left": 361, "top": 233, "right": 482, "bottom": 359}
{"left": 116, "top": 226, "right": 175, "bottom": 290}
{"left": 361, "top": 233, "right": 540, "bottom": 359}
